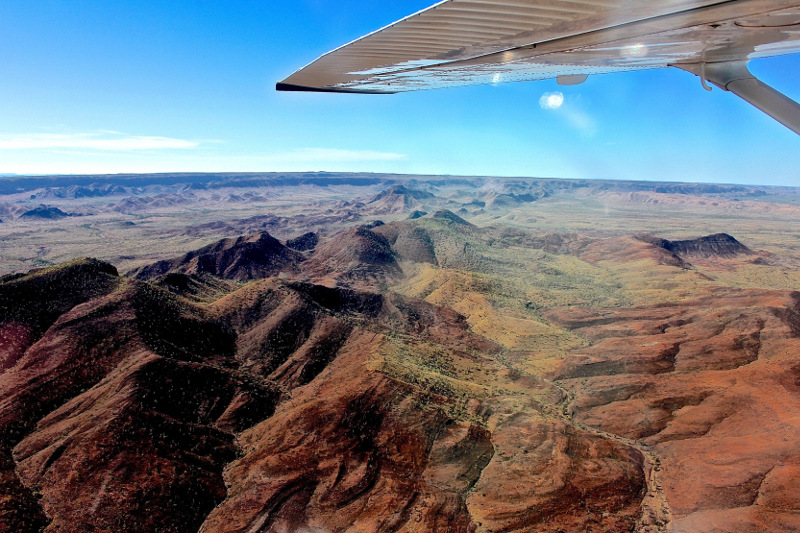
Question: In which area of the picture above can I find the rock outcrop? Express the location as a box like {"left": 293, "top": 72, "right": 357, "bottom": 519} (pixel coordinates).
{"left": 366, "top": 185, "right": 435, "bottom": 214}
{"left": 638, "top": 233, "right": 754, "bottom": 259}
{"left": 130, "top": 232, "right": 304, "bottom": 282}
{"left": 19, "top": 205, "right": 70, "bottom": 220}
{"left": 286, "top": 231, "right": 319, "bottom": 251}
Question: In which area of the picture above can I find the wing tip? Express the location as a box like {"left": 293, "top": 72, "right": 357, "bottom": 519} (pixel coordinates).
{"left": 276, "top": 82, "right": 394, "bottom": 94}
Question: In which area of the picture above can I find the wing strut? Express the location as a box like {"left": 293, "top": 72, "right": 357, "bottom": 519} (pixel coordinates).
{"left": 675, "top": 61, "right": 800, "bottom": 135}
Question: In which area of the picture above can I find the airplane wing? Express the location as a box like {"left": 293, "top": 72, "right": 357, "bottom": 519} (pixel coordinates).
{"left": 277, "top": 0, "right": 800, "bottom": 134}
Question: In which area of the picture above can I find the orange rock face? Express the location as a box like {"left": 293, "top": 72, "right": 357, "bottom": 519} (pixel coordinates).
{"left": 548, "top": 289, "right": 800, "bottom": 532}
{"left": 200, "top": 330, "right": 644, "bottom": 533}
{"left": 0, "top": 250, "right": 648, "bottom": 532}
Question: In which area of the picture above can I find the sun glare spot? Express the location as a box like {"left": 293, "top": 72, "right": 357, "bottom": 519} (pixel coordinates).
{"left": 623, "top": 43, "right": 647, "bottom": 57}
{"left": 539, "top": 91, "right": 564, "bottom": 110}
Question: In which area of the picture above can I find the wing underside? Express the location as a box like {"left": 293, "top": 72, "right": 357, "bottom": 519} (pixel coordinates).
{"left": 278, "top": 0, "right": 800, "bottom": 133}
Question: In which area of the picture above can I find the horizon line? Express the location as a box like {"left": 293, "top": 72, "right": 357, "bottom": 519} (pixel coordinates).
{"left": 0, "top": 171, "right": 788, "bottom": 190}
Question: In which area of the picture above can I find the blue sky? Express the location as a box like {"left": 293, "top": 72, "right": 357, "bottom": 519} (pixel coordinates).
{"left": 1, "top": 0, "right": 799, "bottom": 185}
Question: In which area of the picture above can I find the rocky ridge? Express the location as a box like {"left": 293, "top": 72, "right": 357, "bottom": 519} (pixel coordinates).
{"left": 129, "top": 232, "right": 304, "bottom": 282}
{"left": 1, "top": 219, "right": 798, "bottom": 532}
{"left": 638, "top": 233, "right": 754, "bottom": 260}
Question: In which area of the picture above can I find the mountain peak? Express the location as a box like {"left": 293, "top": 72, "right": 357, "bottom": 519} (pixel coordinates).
{"left": 365, "top": 185, "right": 436, "bottom": 214}
{"left": 304, "top": 226, "right": 402, "bottom": 284}
{"left": 130, "top": 232, "right": 304, "bottom": 281}
{"left": 430, "top": 209, "right": 473, "bottom": 226}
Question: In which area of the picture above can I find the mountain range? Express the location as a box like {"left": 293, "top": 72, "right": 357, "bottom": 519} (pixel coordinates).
{"left": 2, "top": 203, "right": 799, "bottom": 532}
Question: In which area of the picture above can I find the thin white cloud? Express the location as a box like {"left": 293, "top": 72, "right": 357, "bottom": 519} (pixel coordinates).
{"left": 0, "top": 132, "right": 201, "bottom": 151}
{"left": 266, "top": 148, "right": 406, "bottom": 163}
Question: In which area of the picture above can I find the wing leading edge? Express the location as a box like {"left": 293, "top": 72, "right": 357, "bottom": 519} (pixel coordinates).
{"left": 278, "top": 0, "right": 800, "bottom": 134}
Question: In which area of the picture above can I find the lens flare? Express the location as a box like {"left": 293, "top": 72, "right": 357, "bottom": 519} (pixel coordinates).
{"left": 539, "top": 91, "right": 564, "bottom": 109}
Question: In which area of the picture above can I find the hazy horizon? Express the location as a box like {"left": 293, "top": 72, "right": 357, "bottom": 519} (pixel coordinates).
{"left": 1, "top": 170, "right": 799, "bottom": 193}
{"left": 2, "top": 1, "right": 799, "bottom": 185}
